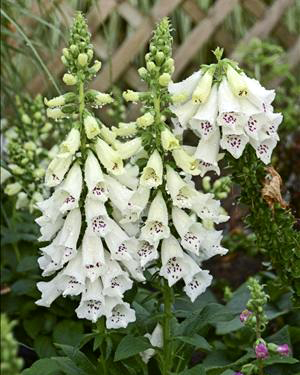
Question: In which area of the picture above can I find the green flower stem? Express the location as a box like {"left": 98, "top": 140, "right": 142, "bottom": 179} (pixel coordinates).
{"left": 162, "top": 279, "right": 173, "bottom": 375}
{"left": 78, "top": 80, "right": 86, "bottom": 157}
{"left": 96, "top": 319, "right": 108, "bottom": 375}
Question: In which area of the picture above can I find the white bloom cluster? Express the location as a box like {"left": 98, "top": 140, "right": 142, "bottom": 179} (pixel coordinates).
{"left": 169, "top": 65, "right": 282, "bottom": 171}
{"left": 36, "top": 126, "right": 146, "bottom": 329}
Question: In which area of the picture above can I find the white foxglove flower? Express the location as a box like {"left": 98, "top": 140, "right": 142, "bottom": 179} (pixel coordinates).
{"left": 111, "top": 206, "right": 140, "bottom": 237}
{"left": 192, "top": 192, "right": 229, "bottom": 224}
{"left": 137, "top": 240, "right": 159, "bottom": 268}
{"left": 192, "top": 68, "right": 214, "bottom": 104}
{"left": 168, "top": 71, "right": 201, "bottom": 128}
{"left": 60, "top": 128, "right": 81, "bottom": 155}
{"left": 194, "top": 128, "right": 221, "bottom": 176}
{"left": 242, "top": 74, "right": 275, "bottom": 110}
{"left": 84, "top": 115, "right": 101, "bottom": 139}
{"left": 249, "top": 137, "right": 278, "bottom": 164}
{"left": 100, "top": 126, "right": 117, "bottom": 145}
{"left": 220, "top": 133, "right": 249, "bottom": 159}
{"left": 226, "top": 65, "right": 248, "bottom": 97}
{"left": 140, "top": 150, "right": 163, "bottom": 188}
{"left": 113, "top": 137, "right": 142, "bottom": 159}
{"left": 105, "top": 175, "right": 134, "bottom": 212}
{"left": 85, "top": 151, "right": 108, "bottom": 202}
{"left": 45, "top": 154, "right": 73, "bottom": 187}
{"left": 104, "top": 220, "right": 135, "bottom": 262}
{"left": 140, "top": 324, "right": 163, "bottom": 364}
{"left": 38, "top": 163, "right": 82, "bottom": 221}
{"left": 159, "top": 235, "right": 188, "bottom": 286}
{"left": 82, "top": 227, "right": 105, "bottom": 282}
{"left": 85, "top": 197, "right": 111, "bottom": 237}
{"left": 166, "top": 166, "right": 196, "bottom": 209}
{"left": 184, "top": 270, "right": 212, "bottom": 302}
{"left": 36, "top": 272, "right": 65, "bottom": 307}
{"left": 36, "top": 215, "right": 64, "bottom": 242}
{"left": 61, "top": 251, "right": 86, "bottom": 296}
{"left": 105, "top": 298, "right": 136, "bottom": 329}
{"left": 198, "top": 227, "right": 228, "bottom": 261}
{"left": 120, "top": 186, "right": 150, "bottom": 223}
{"left": 140, "top": 191, "right": 170, "bottom": 243}
{"left": 95, "top": 138, "right": 123, "bottom": 175}
{"left": 189, "top": 84, "right": 218, "bottom": 139}
{"left": 172, "top": 148, "right": 200, "bottom": 175}
{"left": 75, "top": 278, "right": 105, "bottom": 323}
{"left": 113, "top": 164, "right": 139, "bottom": 190}
{"left": 121, "top": 259, "right": 146, "bottom": 282}
{"left": 161, "top": 127, "right": 180, "bottom": 151}
{"left": 102, "top": 257, "right": 132, "bottom": 298}
{"left": 57, "top": 208, "right": 81, "bottom": 258}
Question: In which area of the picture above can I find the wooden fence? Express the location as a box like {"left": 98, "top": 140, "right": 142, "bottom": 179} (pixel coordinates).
{"left": 23, "top": 0, "right": 299, "bottom": 97}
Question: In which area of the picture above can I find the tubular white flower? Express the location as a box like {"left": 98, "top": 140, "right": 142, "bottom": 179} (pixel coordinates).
{"left": 189, "top": 84, "right": 218, "bottom": 139}
{"left": 194, "top": 128, "right": 220, "bottom": 174}
{"left": 166, "top": 166, "right": 196, "bottom": 209}
{"left": 82, "top": 227, "right": 105, "bottom": 282}
{"left": 137, "top": 240, "right": 159, "bottom": 268}
{"left": 85, "top": 197, "right": 111, "bottom": 237}
{"left": 95, "top": 138, "right": 123, "bottom": 175}
{"left": 159, "top": 235, "right": 188, "bottom": 286}
{"left": 104, "top": 220, "right": 135, "bottom": 262}
{"left": 192, "top": 192, "right": 229, "bottom": 224}
{"left": 184, "top": 270, "right": 212, "bottom": 302}
{"left": 105, "top": 175, "right": 134, "bottom": 212}
{"left": 45, "top": 154, "right": 73, "bottom": 187}
{"left": 192, "top": 68, "right": 214, "bottom": 104}
{"left": 61, "top": 251, "right": 86, "bottom": 296}
{"left": 112, "top": 122, "right": 137, "bottom": 137}
{"left": 136, "top": 112, "right": 154, "bottom": 128}
{"left": 140, "top": 150, "right": 163, "bottom": 188}
{"left": 140, "top": 191, "right": 170, "bottom": 243}
{"left": 105, "top": 298, "right": 136, "bottom": 329}
{"left": 75, "top": 278, "right": 106, "bottom": 323}
{"left": 172, "top": 147, "right": 201, "bottom": 176}
{"left": 36, "top": 215, "right": 64, "bottom": 242}
{"left": 60, "top": 128, "right": 81, "bottom": 155}
{"left": 121, "top": 259, "right": 146, "bottom": 282}
{"left": 113, "top": 164, "right": 139, "bottom": 191}
{"left": 249, "top": 137, "right": 278, "bottom": 164}
{"left": 113, "top": 137, "right": 142, "bottom": 159}
{"left": 220, "top": 133, "right": 249, "bottom": 159}
{"left": 85, "top": 151, "right": 108, "bottom": 202}
{"left": 226, "top": 65, "right": 248, "bottom": 97}
{"left": 161, "top": 127, "right": 180, "bottom": 151}
{"left": 36, "top": 272, "right": 65, "bottom": 307}
{"left": 169, "top": 71, "right": 202, "bottom": 128}
{"left": 120, "top": 186, "right": 150, "bottom": 224}
{"left": 198, "top": 227, "right": 228, "bottom": 262}
{"left": 84, "top": 115, "right": 101, "bottom": 139}
{"left": 100, "top": 126, "right": 117, "bottom": 145}
{"left": 102, "top": 257, "right": 133, "bottom": 298}
{"left": 243, "top": 74, "right": 275, "bottom": 110}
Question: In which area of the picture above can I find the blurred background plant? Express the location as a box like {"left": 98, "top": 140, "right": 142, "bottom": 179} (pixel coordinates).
{"left": 1, "top": 0, "right": 299, "bottom": 373}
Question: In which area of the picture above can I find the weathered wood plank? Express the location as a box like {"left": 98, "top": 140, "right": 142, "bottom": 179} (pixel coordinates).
{"left": 173, "top": 0, "right": 238, "bottom": 78}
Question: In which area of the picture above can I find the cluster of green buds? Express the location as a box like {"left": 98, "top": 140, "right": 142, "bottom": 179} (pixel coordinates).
{"left": 202, "top": 175, "right": 232, "bottom": 199}
{"left": 46, "top": 12, "right": 113, "bottom": 122}
{"left": 1, "top": 95, "right": 60, "bottom": 211}
{"left": 0, "top": 314, "right": 23, "bottom": 375}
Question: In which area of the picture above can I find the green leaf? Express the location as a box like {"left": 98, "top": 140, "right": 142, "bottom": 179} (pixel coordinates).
{"left": 255, "top": 355, "right": 299, "bottom": 365}
{"left": 180, "top": 364, "right": 206, "bottom": 375}
{"left": 56, "top": 344, "right": 97, "bottom": 374}
{"left": 34, "top": 336, "right": 57, "bottom": 358}
{"left": 11, "top": 279, "right": 36, "bottom": 296}
{"left": 176, "top": 334, "right": 212, "bottom": 351}
{"left": 22, "top": 358, "right": 62, "bottom": 375}
{"left": 53, "top": 357, "right": 88, "bottom": 375}
{"left": 53, "top": 320, "right": 84, "bottom": 347}
{"left": 114, "top": 335, "right": 152, "bottom": 361}
{"left": 17, "top": 256, "right": 39, "bottom": 272}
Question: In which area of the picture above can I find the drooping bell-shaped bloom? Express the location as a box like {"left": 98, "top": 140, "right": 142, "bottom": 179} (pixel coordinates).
{"left": 95, "top": 138, "right": 123, "bottom": 175}
{"left": 36, "top": 272, "right": 66, "bottom": 307}
{"left": 161, "top": 127, "right": 180, "bottom": 151}
{"left": 36, "top": 214, "right": 64, "bottom": 242}
{"left": 61, "top": 251, "right": 86, "bottom": 296}
{"left": 82, "top": 227, "right": 105, "bottom": 282}
{"left": 57, "top": 208, "right": 81, "bottom": 256}
{"left": 105, "top": 297, "right": 136, "bottom": 329}
{"left": 113, "top": 137, "right": 142, "bottom": 159}
{"left": 102, "top": 259, "right": 133, "bottom": 298}
{"left": 140, "top": 191, "right": 170, "bottom": 243}
{"left": 45, "top": 153, "right": 73, "bottom": 187}
{"left": 120, "top": 186, "right": 150, "bottom": 223}
{"left": 226, "top": 65, "right": 248, "bottom": 98}
{"left": 60, "top": 128, "right": 81, "bottom": 155}
{"left": 183, "top": 269, "right": 212, "bottom": 302}
{"left": 166, "top": 166, "right": 197, "bottom": 209}
{"left": 277, "top": 344, "right": 290, "bottom": 357}
{"left": 140, "top": 150, "right": 163, "bottom": 188}
{"left": 85, "top": 197, "right": 111, "bottom": 237}
{"left": 85, "top": 151, "right": 108, "bottom": 202}
{"left": 105, "top": 175, "right": 134, "bottom": 213}
{"left": 159, "top": 235, "right": 188, "bottom": 286}
{"left": 75, "top": 278, "right": 105, "bottom": 323}
{"left": 113, "top": 163, "right": 139, "bottom": 191}
{"left": 172, "top": 147, "right": 201, "bottom": 176}
{"left": 137, "top": 240, "right": 159, "bottom": 268}
{"left": 192, "top": 192, "right": 229, "bottom": 224}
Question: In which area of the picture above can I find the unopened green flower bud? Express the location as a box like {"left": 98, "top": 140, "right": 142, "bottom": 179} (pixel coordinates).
{"left": 192, "top": 67, "right": 215, "bottom": 104}
{"left": 146, "top": 61, "right": 156, "bottom": 72}
{"left": 61, "top": 56, "right": 68, "bottom": 65}
{"left": 63, "top": 73, "right": 77, "bottom": 85}
{"left": 62, "top": 48, "right": 70, "bottom": 58}
{"left": 136, "top": 112, "right": 154, "bottom": 128}
{"left": 4, "top": 182, "right": 22, "bottom": 196}
{"left": 101, "top": 126, "right": 116, "bottom": 145}
{"left": 45, "top": 92, "right": 76, "bottom": 107}
{"left": 20, "top": 158, "right": 29, "bottom": 165}
{"left": 8, "top": 164, "right": 25, "bottom": 175}
{"left": 34, "top": 111, "right": 42, "bottom": 120}
{"left": 16, "top": 192, "right": 29, "bottom": 209}
{"left": 161, "top": 127, "right": 180, "bottom": 151}
{"left": 267, "top": 343, "right": 278, "bottom": 352}
{"left": 202, "top": 176, "right": 211, "bottom": 191}
{"left": 145, "top": 52, "right": 151, "bottom": 61}
{"left": 33, "top": 168, "right": 45, "bottom": 179}
{"left": 89, "top": 60, "right": 101, "bottom": 74}
{"left": 155, "top": 51, "right": 165, "bottom": 65}
{"left": 84, "top": 115, "right": 101, "bottom": 139}
{"left": 24, "top": 141, "right": 36, "bottom": 151}
{"left": 78, "top": 53, "right": 88, "bottom": 66}
{"left": 41, "top": 122, "right": 52, "bottom": 133}
{"left": 226, "top": 65, "right": 248, "bottom": 97}
{"left": 88, "top": 91, "right": 113, "bottom": 105}
{"left": 70, "top": 44, "right": 78, "bottom": 55}
{"left": 21, "top": 114, "right": 31, "bottom": 124}
{"left": 123, "top": 90, "right": 140, "bottom": 102}
{"left": 216, "top": 192, "right": 228, "bottom": 199}
{"left": 159, "top": 73, "right": 171, "bottom": 86}
{"left": 87, "top": 49, "right": 93, "bottom": 60}
{"left": 47, "top": 107, "right": 65, "bottom": 119}
{"left": 112, "top": 122, "right": 137, "bottom": 137}
{"left": 138, "top": 67, "right": 148, "bottom": 79}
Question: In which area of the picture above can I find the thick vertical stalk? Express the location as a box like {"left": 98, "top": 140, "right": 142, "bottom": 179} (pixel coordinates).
{"left": 255, "top": 312, "right": 264, "bottom": 375}
{"left": 78, "top": 80, "right": 86, "bottom": 156}
{"left": 162, "top": 279, "right": 173, "bottom": 375}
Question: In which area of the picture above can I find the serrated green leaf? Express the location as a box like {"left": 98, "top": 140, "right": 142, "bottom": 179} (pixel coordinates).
{"left": 114, "top": 335, "right": 151, "bottom": 361}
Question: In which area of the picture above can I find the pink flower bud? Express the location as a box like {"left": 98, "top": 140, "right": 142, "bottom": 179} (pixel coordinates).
{"left": 239, "top": 309, "right": 252, "bottom": 323}
{"left": 255, "top": 342, "right": 269, "bottom": 359}
{"left": 277, "top": 344, "right": 290, "bottom": 356}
